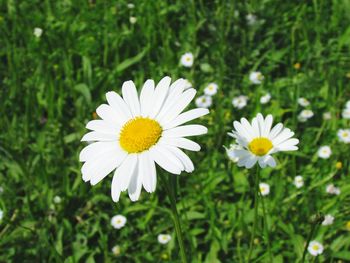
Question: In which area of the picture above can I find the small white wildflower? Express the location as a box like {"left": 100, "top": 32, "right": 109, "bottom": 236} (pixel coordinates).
{"left": 180, "top": 52, "right": 194, "bottom": 67}
{"left": 298, "top": 109, "right": 314, "bottom": 122}
{"left": 337, "top": 129, "right": 350, "bottom": 144}
{"left": 195, "top": 95, "right": 212, "bottom": 108}
{"left": 127, "top": 3, "right": 135, "bottom": 9}
{"left": 246, "top": 14, "right": 257, "bottom": 25}
{"left": 249, "top": 71, "right": 264, "bottom": 84}
{"left": 323, "top": 112, "right": 331, "bottom": 120}
{"left": 342, "top": 108, "right": 350, "bottom": 119}
{"left": 158, "top": 234, "right": 171, "bottom": 244}
{"left": 259, "top": 183, "right": 270, "bottom": 196}
{"left": 53, "top": 196, "right": 62, "bottom": 204}
{"left": 297, "top": 97, "right": 310, "bottom": 107}
{"left": 232, "top": 95, "right": 248, "bottom": 109}
{"left": 260, "top": 93, "right": 271, "bottom": 104}
{"left": 204, "top": 83, "right": 218, "bottom": 96}
{"left": 33, "top": 27, "right": 43, "bottom": 38}
{"left": 112, "top": 245, "right": 121, "bottom": 256}
{"left": 129, "top": 16, "right": 137, "bottom": 24}
{"left": 326, "top": 184, "right": 341, "bottom": 195}
{"left": 111, "top": 215, "right": 127, "bottom": 229}
{"left": 294, "top": 175, "right": 304, "bottom": 188}
{"left": 308, "top": 241, "right": 324, "bottom": 256}
{"left": 317, "top": 146, "right": 332, "bottom": 159}
{"left": 0, "top": 210, "right": 3, "bottom": 221}
{"left": 346, "top": 100, "right": 350, "bottom": 109}
{"left": 322, "top": 214, "right": 335, "bottom": 226}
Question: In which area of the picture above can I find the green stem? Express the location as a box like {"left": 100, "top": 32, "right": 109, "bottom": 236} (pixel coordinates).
{"left": 161, "top": 173, "right": 188, "bottom": 263}
{"left": 247, "top": 166, "right": 261, "bottom": 262}
{"left": 261, "top": 192, "right": 273, "bottom": 262}
{"left": 301, "top": 219, "right": 320, "bottom": 263}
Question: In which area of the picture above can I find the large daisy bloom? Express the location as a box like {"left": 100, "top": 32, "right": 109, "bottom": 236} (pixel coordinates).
{"left": 228, "top": 113, "right": 299, "bottom": 169}
{"left": 80, "top": 77, "right": 209, "bottom": 202}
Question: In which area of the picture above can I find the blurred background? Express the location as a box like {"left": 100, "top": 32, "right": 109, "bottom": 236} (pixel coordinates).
{"left": 1, "top": 0, "right": 350, "bottom": 262}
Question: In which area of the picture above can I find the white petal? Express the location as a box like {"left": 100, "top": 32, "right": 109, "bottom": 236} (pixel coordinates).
{"left": 251, "top": 117, "right": 260, "bottom": 137}
{"left": 245, "top": 155, "right": 258, "bottom": 168}
{"left": 268, "top": 123, "right": 283, "bottom": 140}
{"left": 122, "top": 80, "right": 141, "bottom": 117}
{"left": 234, "top": 121, "right": 253, "bottom": 141}
{"left": 106, "top": 91, "right": 132, "bottom": 122}
{"left": 162, "top": 125, "right": 208, "bottom": 138}
{"left": 256, "top": 113, "right": 265, "bottom": 136}
{"left": 272, "top": 128, "right": 294, "bottom": 145}
{"left": 149, "top": 76, "right": 171, "bottom": 118}
{"left": 264, "top": 155, "right": 276, "bottom": 167}
{"left": 128, "top": 157, "right": 142, "bottom": 201}
{"left": 111, "top": 174, "right": 122, "bottom": 202}
{"left": 139, "top": 79, "right": 155, "bottom": 117}
{"left": 96, "top": 104, "right": 123, "bottom": 126}
{"left": 113, "top": 154, "right": 138, "bottom": 191}
{"left": 240, "top": 118, "right": 255, "bottom": 139}
{"left": 157, "top": 88, "right": 197, "bottom": 125}
{"left": 140, "top": 151, "right": 157, "bottom": 193}
{"left": 163, "top": 108, "right": 209, "bottom": 130}
{"left": 274, "top": 138, "right": 299, "bottom": 152}
{"left": 159, "top": 78, "right": 186, "bottom": 114}
{"left": 81, "top": 131, "right": 117, "bottom": 142}
{"left": 86, "top": 120, "right": 119, "bottom": 134}
{"left": 79, "top": 141, "right": 123, "bottom": 162}
{"left": 262, "top": 114, "right": 273, "bottom": 137}
{"left": 159, "top": 137, "right": 201, "bottom": 151}
{"left": 149, "top": 146, "right": 182, "bottom": 174}
{"left": 163, "top": 145, "right": 194, "bottom": 173}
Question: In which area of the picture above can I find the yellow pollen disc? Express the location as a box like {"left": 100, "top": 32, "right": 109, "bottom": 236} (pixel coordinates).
{"left": 248, "top": 137, "right": 273, "bottom": 156}
{"left": 119, "top": 117, "right": 162, "bottom": 153}
{"left": 312, "top": 245, "right": 319, "bottom": 250}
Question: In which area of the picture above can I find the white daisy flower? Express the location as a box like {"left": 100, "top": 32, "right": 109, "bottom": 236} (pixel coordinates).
{"left": 326, "top": 184, "right": 341, "bottom": 195}
{"left": 317, "top": 146, "right": 332, "bottom": 159}
{"left": 158, "top": 234, "right": 172, "bottom": 244}
{"left": 232, "top": 95, "right": 248, "bottom": 109}
{"left": 298, "top": 109, "right": 314, "bottom": 122}
{"left": 180, "top": 52, "right": 194, "bottom": 67}
{"left": 33, "top": 27, "right": 43, "bottom": 38}
{"left": 322, "top": 214, "right": 334, "bottom": 226}
{"left": 225, "top": 144, "right": 243, "bottom": 163}
{"left": 259, "top": 183, "right": 270, "bottom": 196}
{"left": 297, "top": 97, "right": 310, "bottom": 107}
{"left": 294, "top": 175, "right": 304, "bottom": 188}
{"left": 323, "top": 112, "right": 331, "bottom": 120}
{"left": 228, "top": 113, "right": 299, "bottom": 169}
{"left": 111, "top": 215, "right": 127, "bottom": 229}
{"left": 195, "top": 95, "right": 212, "bottom": 108}
{"left": 129, "top": 16, "right": 137, "bottom": 24}
{"left": 183, "top": 79, "right": 192, "bottom": 90}
{"left": 204, "top": 83, "right": 218, "bottom": 96}
{"left": 0, "top": 209, "right": 3, "bottom": 221}
{"left": 112, "top": 245, "right": 121, "bottom": 256}
{"left": 246, "top": 14, "right": 257, "bottom": 25}
{"left": 337, "top": 129, "right": 350, "bottom": 143}
{"left": 127, "top": 3, "right": 135, "bottom": 9}
{"left": 249, "top": 71, "right": 264, "bottom": 84}
{"left": 342, "top": 108, "right": 350, "bottom": 119}
{"left": 260, "top": 93, "right": 271, "bottom": 104}
{"left": 308, "top": 241, "right": 324, "bottom": 256}
{"left": 53, "top": 196, "right": 62, "bottom": 204}
{"left": 80, "top": 77, "right": 209, "bottom": 202}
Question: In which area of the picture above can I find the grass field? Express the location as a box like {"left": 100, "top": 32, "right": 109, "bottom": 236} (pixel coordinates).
{"left": 1, "top": 0, "right": 350, "bottom": 262}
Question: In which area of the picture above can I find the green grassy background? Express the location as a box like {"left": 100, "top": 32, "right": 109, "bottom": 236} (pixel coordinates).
{"left": 1, "top": 0, "right": 350, "bottom": 262}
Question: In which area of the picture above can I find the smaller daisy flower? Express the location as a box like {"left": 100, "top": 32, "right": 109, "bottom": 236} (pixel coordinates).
{"left": 259, "top": 183, "right": 270, "bottom": 196}
{"left": 112, "top": 245, "right": 121, "bottom": 256}
{"left": 249, "top": 71, "right": 264, "bottom": 85}
{"left": 323, "top": 112, "right": 331, "bottom": 120}
{"left": 183, "top": 79, "right": 192, "bottom": 90}
{"left": 33, "top": 27, "right": 43, "bottom": 38}
{"left": 337, "top": 129, "right": 350, "bottom": 143}
{"left": 111, "top": 215, "right": 127, "bottom": 229}
{"left": 260, "top": 93, "right": 271, "bottom": 104}
{"left": 317, "top": 146, "right": 332, "bottom": 159}
{"left": 228, "top": 113, "right": 299, "bottom": 169}
{"left": 127, "top": 3, "right": 135, "bottom": 9}
{"left": 308, "top": 241, "right": 324, "bottom": 256}
{"left": 246, "top": 14, "right": 257, "bottom": 25}
{"left": 0, "top": 209, "right": 3, "bottom": 221}
{"left": 53, "top": 196, "right": 62, "bottom": 204}
{"left": 204, "top": 83, "right": 218, "bottom": 96}
{"left": 342, "top": 108, "right": 350, "bottom": 119}
{"left": 298, "top": 110, "right": 314, "bottom": 122}
{"left": 322, "top": 214, "right": 334, "bottom": 226}
{"left": 129, "top": 16, "right": 137, "bottom": 24}
{"left": 225, "top": 144, "right": 243, "bottom": 163}
{"left": 158, "top": 234, "right": 172, "bottom": 244}
{"left": 297, "top": 98, "right": 310, "bottom": 107}
{"left": 232, "top": 95, "right": 248, "bottom": 109}
{"left": 180, "top": 52, "right": 194, "bottom": 67}
{"left": 195, "top": 95, "right": 212, "bottom": 108}
{"left": 326, "top": 184, "right": 341, "bottom": 195}
{"left": 294, "top": 175, "right": 304, "bottom": 188}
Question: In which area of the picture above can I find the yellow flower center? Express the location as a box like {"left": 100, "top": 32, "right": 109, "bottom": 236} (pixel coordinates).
{"left": 343, "top": 132, "right": 349, "bottom": 137}
{"left": 119, "top": 117, "right": 162, "bottom": 153}
{"left": 312, "top": 245, "right": 319, "bottom": 251}
{"left": 248, "top": 137, "right": 273, "bottom": 156}
{"left": 186, "top": 57, "right": 191, "bottom": 62}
